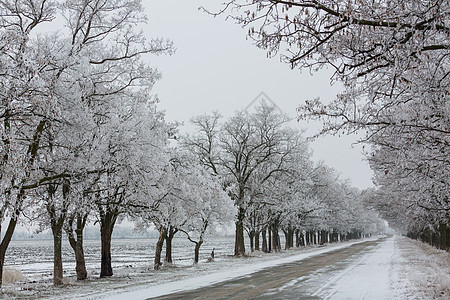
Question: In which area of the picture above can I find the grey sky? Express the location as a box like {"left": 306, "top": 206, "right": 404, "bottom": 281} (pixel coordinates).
{"left": 143, "top": 1, "right": 373, "bottom": 190}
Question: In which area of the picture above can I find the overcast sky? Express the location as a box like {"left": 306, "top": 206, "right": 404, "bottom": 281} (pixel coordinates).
{"left": 142, "top": 0, "right": 373, "bottom": 190}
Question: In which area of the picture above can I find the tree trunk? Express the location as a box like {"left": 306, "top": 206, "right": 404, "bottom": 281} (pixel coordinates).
{"left": 100, "top": 224, "right": 113, "bottom": 277}
{"left": 154, "top": 227, "right": 167, "bottom": 270}
{"left": 74, "top": 241, "right": 87, "bottom": 280}
{"left": 51, "top": 222, "right": 64, "bottom": 286}
{"left": 100, "top": 210, "right": 117, "bottom": 277}
{"left": 0, "top": 217, "right": 18, "bottom": 288}
{"left": 268, "top": 226, "right": 272, "bottom": 252}
{"left": 447, "top": 225, "right": 450, "bottom": 250}
{"left": 255, "top": 231, "right": 260, "bottom": 251}
{"left": 300, "top": 231, "right": 305, "bottom": 247}
{"left": 165, "top": 227, "right": 177, "bottom": 264}
{"left": 284, "top": 228, "right": 294, "bottom": 249}
{"left": 272, "top": 224, "right": 281, "bottom": 252}
{"left": 261, "top": 229, "right": 268, "bottom": 253}
{"left": 66, "top": 215, "right": 88, "bottom": 280}
{"left": 234, "top": 207, "right": 246, "bottom": 256}
{"left": 278, "top": 233, "right": 281, "bottom": 251}
{"left": 439, "top": 223, "right": 447, "bottom": 251}
{"left": 283, "top": 229, "right": 289, "bottom": 250}
{"left": 194, "top": 240, "right": 203, "bottom": 264}
{"left": 248, "top": 231, "right": 255, "bottom": 252}
{"left": 165, "top": 235, "right": 172, "bottom": 264}
{"left": 47, "top": 183, "right": 66, "bottom": 286}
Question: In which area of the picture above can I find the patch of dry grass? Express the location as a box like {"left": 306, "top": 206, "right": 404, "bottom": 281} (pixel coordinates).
{"left": 3, "top": 269, "right": 25, "bottom": 284}
{"left": 397, "top": 236, "right": 450, "bottom": 299}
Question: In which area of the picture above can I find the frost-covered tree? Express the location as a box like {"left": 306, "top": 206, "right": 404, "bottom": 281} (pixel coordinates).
{"left": 185, "top": 103, "right": 301, "bottom": 256}
{"left": 134, "top": 148, "right": 233, "bottom": 269}
{"left": 244, "top": 130, "right": 311, "bottom": 252}
{"left": 89, "top": 93, "right": 169, "bottom": 276}
{"left": 275, "top": 162, "right": 317, "bottom": 249}
{"left": 178, "top": 164, "right": 235, "bottom": 264}
{"left": 133, "top": 149, "right": 189, "bottom": 270}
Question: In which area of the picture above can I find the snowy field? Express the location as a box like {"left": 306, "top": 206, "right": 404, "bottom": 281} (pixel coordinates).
{"left": 1, "top": 235, "right": 448, "bottom": 299}
{"left": 3, "top": 236, "right": 239, "bottom": 282}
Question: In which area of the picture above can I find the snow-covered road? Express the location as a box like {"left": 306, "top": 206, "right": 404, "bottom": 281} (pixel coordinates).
{"left": 148, "top": 239, "right": 388, "bottom": 299}
{"left": 102, "top": 236, "right": 449, "bottom": 300}
{"left": 308, "top": 236, "right": 396, "bottom": 299}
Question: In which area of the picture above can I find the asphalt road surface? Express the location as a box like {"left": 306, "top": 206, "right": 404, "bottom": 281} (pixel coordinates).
{"left": 153, "top": 238, "right": 388, "bottom": 299}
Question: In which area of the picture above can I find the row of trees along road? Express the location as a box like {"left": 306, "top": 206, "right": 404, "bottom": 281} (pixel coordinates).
{"left": 1, "top": 0, "right": 384, "bottom": 289}
{"left": 216, "top": 0, "right": 449, "bottom": 251}
{"left": 183, "top": 106, "right": 383, "bottom": 256}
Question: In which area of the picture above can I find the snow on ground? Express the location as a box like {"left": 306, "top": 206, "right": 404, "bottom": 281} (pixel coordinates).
{"left": 391, "top": 236, "right": 450, "bottom": 299}
{"left": 1, "top": 235, "right": 448, "bottom": 299}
